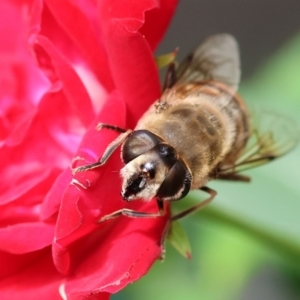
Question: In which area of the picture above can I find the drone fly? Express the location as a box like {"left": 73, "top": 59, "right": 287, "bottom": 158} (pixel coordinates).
{"left": 73, "top": 34, "right": 298, "bottom": 223}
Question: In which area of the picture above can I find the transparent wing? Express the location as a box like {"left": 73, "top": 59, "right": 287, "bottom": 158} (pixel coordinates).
{"left": 218, "top": 110, "right": 299, "bottom": 174}
{"left": 175, "top": 34, "right": 241, "bottom": 91}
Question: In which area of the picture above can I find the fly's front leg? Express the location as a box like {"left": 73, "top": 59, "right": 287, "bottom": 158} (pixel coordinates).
{"left": 98, "top": 199, "right": 165, "bottom": 223}
{"left": 171, "top": 186, "right": 216, "bottom": 221}
{"left": 72, "top": 124, "right": 131, "bottom": 174}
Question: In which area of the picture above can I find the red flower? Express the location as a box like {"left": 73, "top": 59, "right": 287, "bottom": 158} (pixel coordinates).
{"left": 0, "top": 0, "right": 177, "bottom": 299}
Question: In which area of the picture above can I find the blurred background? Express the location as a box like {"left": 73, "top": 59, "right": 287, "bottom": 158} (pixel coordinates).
{"left": 113, "top": 1, "right": 300, "bottom": 299}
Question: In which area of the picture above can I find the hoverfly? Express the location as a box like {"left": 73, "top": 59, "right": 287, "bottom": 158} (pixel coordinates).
{"left": 73, "top": 34, "right": 298, "bottom": 223}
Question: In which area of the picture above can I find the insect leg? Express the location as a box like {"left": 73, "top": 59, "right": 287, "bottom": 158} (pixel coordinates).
{"left": 98, "top": 199, "right": 165, "bottom": 223}
{"left": 72, "top": 129, "right": 132, "bottom": 173}
{"left": 216, "top": 173, "right": 251, "bottom": 182}
{"left": 163, "top": 62, "right": 177, "bottom": 91}
{"left": 96, "top": 123, "right": 127, "bottom": 133}
{"left": 171, "top": 186, "right": 216, "bottom": 221}
{"left": 156, "top": 220, "right": 171, "bottom": 261}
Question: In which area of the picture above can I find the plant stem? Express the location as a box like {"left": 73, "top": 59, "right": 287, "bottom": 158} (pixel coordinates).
{"left": 198, "top": 206, "right": 300, "bottom": 266}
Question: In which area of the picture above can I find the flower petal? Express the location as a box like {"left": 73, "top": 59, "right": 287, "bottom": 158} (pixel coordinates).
{"left": 0, "top": 1, "right": 49, "bottom": 146}
{"left": 52, "top": 0, "right": 177, "bottom": 286}
{"left": 64, "top": 203, "right": 168, "bottom": 296}
{"left": 140, "top": 0, "right": 178, "bottom": 51}
{"left": 44, "top": 0, "right": 114, "bottom": 90}
{"left": 98, "top": 0, "right": 164, "bottom": 128}
{"left": 53, "top": 91, "right": 127, "bottom": 274}
{"left": 0, "top": 249, "right": 64, "bottom": 300}
{"left": 36, "top": 35, "right": 95, "bottom": 128}
{"left": 0, "top": 223, "right": 54, "bottom": 254}
{"left": 0, "top": 0, "right": 179, "bottom": 297}
{"left": 41, "top": 169, "right": 72, "bottom": 220}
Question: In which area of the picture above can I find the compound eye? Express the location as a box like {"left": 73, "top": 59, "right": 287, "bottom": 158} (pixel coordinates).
{"left": 155, "top": 143, "right": 177, "bottom": 168}
{"left": 122, "top": 130, "right": 161, "bottom": 163}
{"left": 156, "top": 161, "right": 191, "bottom": 201}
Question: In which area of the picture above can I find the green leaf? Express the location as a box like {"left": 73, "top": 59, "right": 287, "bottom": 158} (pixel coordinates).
{"left": 167, "top": 220, "right": 192, "bottom": 259}
{"left": 155, "top": 49, "right": 177, "bottom": 69}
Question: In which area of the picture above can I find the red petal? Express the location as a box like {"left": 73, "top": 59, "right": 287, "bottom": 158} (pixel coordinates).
{"left": 98, "top": 0, "right": 165, "bottom": 128}
{"left": 64, "top": 209, "right": 168, "bottom": 295}
{"left": 0, "top": 249, "right": 64, "bottom": 300}
{"left": 0, "top": 0, "right": 178, "bottom": 297}
{"left": 0, "top": 168, "right": 58, "bottom": 255}
{"left": 0, "top": 250, "right": 40, "bottom": 278}
{"left": 41, "top": 169, "right": 72, "bottom": 220}
{"left": 140, "top": 0, "right": 178, "bottom": 50}
{"left": 0, "top": 167, "right": 59, "bottom": 206}
{"left": 44, "top": 0, "right": 114, "bottom": 91}
{"left": 74, "top": 91, "right": 127, "bottom": 164}
{"left": 97, "top": 0, "right": 178, "bottom": 127}
{"left": 0, "top": 223, "right": 54, "bottom": 254}
{"left": 53, "top": 91, "right": 127, "bottom": 274}
{"left": 0, "top": 1, "right": 49, "bottom": 144}
{"left": 36, "top": 35, "right": 95, "bottom": 128}
{"left": 53, "top": 0, "right": 178, "bottom": 283}
{"left": 54, "top": 90, "right": 170, "bottom": 291}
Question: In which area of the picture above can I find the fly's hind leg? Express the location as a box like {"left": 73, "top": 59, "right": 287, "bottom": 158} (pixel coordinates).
{"left": 72, "top": 124, "right": 132, "bottom": 174}
{"left": 171, "top": 186, "right": 216, "bottom": 221}
{"left": 217, "top": 173, "right": 251, "bottom": 182}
